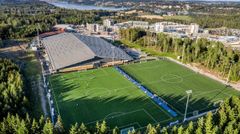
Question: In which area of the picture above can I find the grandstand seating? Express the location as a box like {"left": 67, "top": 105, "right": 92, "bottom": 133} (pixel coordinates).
{"left": 115, "top": 66, "right": 178, "bottom": 117}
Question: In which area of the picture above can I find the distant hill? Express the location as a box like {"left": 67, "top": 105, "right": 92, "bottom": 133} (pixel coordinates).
{"left": 60, "top": 0, "right": 240, "bottom": 2}
{"left": 0, "top": 0, "right": 39, "bottom": 3}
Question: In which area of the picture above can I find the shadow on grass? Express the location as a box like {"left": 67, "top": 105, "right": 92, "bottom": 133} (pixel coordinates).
{"left": 49, "top": 79, "right": 225, "bottom": 130}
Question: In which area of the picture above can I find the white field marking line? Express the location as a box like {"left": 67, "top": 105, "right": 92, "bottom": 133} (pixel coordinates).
{"left": 137, "top": 84, "right": 189, "bottom": 116}
{"left": 105, "top": 112, "right": 125, "bottom": 119}
{"left": 56, "top": 73, "right": 112, "bottom": 89}
{"left": 140, "top": 72, "right": 196, "bottom": 86}
{"left": 173, "top": 96, "right": 194, "bottom": 111}
{"left": 82, "top": 85, "right": 174, "bottom": 122}
{"left": 189, "top": 107, "right": 214, "bottom": 115}
{"left": 130, "top": 64, "right": 163, "bottom": 71}
{"left": 156, "top": 88, "right": 225, "bottom": 104}
{"left": 132, "top": 80, "right": 182, "bottom": 116}
{"left": 76, "top": 74, "right": 108, "bottom": 80}
{"left": 117, "top": 122, "right": 141, "bottom": 130}
{"left": 82, "top": 88, "right": 112, "bottom": 96}
{"left": 80, "top": 85, "right": 136, "bottom": 96}
{"left": 162, "top": 72, "right": 196, "bottom": 81}
{"left": 121, "top": 73, "right": 179, "bottom": 117}
{"left": 191, "top": 89, "right": 231, "bottom": 109}
{"left": 136, "top": 122, "right": 142, "bottom": 128}
{"left": 85, "top": 109, "right": 145, "bottom": 125}
{"left": 141, "top": 91, "right": 175, "bottom": 118}
{"left": 51, "top": 82, "right": 136, "bottom": 100}
{"left": 221, "top": 92, "right": 232, "bottom": 97}
{"left": 59, "top": 76, "right": 92, "bottom": 83}
{"left": 134, "top": 117, "right": 175, "bottom": 131}
{"left": 61, "top": 70, "right": 110, "bottom": 81}
{"left": 175, "top": 91, "right": 226, "bottom": 114}
{"left": 100, "top": 68, "right": 109, "bottom": 76}
{"left": 192, "top": 88, "right": 226, "bottom": 97}
{"left": 170, "top": 90, "right": 225, "bottom": 114}
{"left": 104, "top": 109, "right": 144, "bottom": 119}
{"left": 142, "top": 109, "right": 158, "bottom": 123}
{"left": 187, "top": 104, "right": 221, "bottom": 116}
{"left": 161, "top": 76, "right": 183, "bottom": 84}
{"left": 138, "top": 81, "right": 226, "bottom": 114}
{"left": 122, "top": 68, "right": 196, "bottom": 87}
{"left": 191, "top": 87, "right": 233, "bottom": 105}
{"left": 174, "top": 97, "right": 195, "bottom": 112}
{"left": 48, "top": 78, "right": 61, "bottom": 117}
{"left": 50, "top": 79, "right": 89, "bottom": 91}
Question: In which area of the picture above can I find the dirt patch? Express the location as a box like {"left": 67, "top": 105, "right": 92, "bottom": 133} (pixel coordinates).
{"left": 138, "top": 15, "right": 164, "bottom": 20}
{"left": 0, "top": 42, "right": 28, "bottom": 61}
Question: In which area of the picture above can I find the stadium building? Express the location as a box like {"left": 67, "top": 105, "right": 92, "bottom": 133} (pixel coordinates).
{"left": 41, "top": 32, "right": 133, "bottom": 73}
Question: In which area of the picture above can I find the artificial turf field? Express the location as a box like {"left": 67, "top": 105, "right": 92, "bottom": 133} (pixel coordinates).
{"left": 120, "top": 59, "right": 240, "bottom": 117}
{"left": 49, "top": 67, "right": 174, "bottom": 129}
{"left": 49, "top": 59, "right": 240, "bottom": 129}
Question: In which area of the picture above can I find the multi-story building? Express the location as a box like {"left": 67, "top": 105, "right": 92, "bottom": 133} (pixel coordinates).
{"left": 103, "top": 19, "right": 114, "bottom": 28}
{"left": 154, "top": 22, "right": 199, "bottom": 35}
{"left": 129, "top": 21, "right": 149, "bottom": 29}
{"left": 86, "top": 23, "right": 100, "bottom": 33}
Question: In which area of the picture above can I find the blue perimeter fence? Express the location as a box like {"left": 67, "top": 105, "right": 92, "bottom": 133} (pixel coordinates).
{"left": 114, "top": 66, "right": 178, "bottom": 117}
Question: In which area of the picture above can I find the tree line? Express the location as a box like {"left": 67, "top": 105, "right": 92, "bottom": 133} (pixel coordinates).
{"left": 0, "top": 58, "right": 28, "bottom": 118}
{"left": 0, "top": 55, "right": 240, "bottom": 134}
{"left": 119, "top": 28, "right": 240, "bottom": 82}
{"left": 1, "top": 95, "right": 240, "bottom": 133}
{"left": 141, "top": 96, "right": 240, "bottom": 134}
{"left": 166, "top": 14, "right": 240, "bottom": 29}
{"left": 0, "top": 1, "right": 112, "bottom": 41}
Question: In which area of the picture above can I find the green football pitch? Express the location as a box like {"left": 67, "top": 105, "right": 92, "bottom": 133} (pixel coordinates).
{"left": 49, "top": 67, "right": 174, "bottom": 129}
{"left": 120, "top": 59, "right": 240, "bottom": 117}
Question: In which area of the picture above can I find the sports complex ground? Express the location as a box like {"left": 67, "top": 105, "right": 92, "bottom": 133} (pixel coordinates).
{"left": 49, "top": 59, "right": 240, "bottom": 129}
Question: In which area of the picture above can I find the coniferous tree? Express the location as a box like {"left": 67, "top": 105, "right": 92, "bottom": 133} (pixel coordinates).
{"left": 185, "top": 121, "right": 194, "bottom": 134}
{"left": 204, "top": 112, "right": 213, "bottom": 134}
{"left": 171, "top": 126, "right": 177, "bottom": 134}
{"left": 42, "top": 119, "right": 53, "bottom": 134}
{"left": 69, "top": 123, "right": 79, "bottom": 134}
{"left": 195, "top": 117, "right": 204, "bottom": 134}
{"left": 54, "top": 115, "right": 65, "bottom": 134}
{"left": 161, "top": 127, "right": 168, "bottom": 134}
{"left": 79, "top": 123, "right": 89, "bottom": 134}
{"left": 31, "top": 119, "right": 40, "bottom": 134}
{"left": 177, "top": 126, "right": 183, "bottom": 134}
{"left": 95, "top": 121, "right": 100, "bottom": 134}
{"left": 112, "top": 126, "right": 119, "bottom": 134}
{"left": 100, "top": 120, "right": 108, "bottom": 134}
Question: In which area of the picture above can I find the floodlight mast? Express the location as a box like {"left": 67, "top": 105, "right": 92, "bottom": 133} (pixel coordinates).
{"left": 183, "top": 90, "right": 192, "bottom": 122}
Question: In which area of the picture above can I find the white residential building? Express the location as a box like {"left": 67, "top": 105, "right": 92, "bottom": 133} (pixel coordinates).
{"left": 154, "top": 22, "right": 199, "bottom": 35}
{"left": 86, "top": 23, "right": 100, "bottom": 33}
{"left": 129, "top": 21, "right": 149, "bottom": 29}
{"left": 103, "top": 19, "right": 114, "bottom": 27}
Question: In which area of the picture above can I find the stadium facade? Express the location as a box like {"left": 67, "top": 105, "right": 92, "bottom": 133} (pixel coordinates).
{"left": 41, "top": 32, "right": 133, "bottom": 73}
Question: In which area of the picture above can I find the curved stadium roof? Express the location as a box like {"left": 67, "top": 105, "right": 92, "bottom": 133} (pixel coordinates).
{"left": 42, "top": 33, "right": 132, "bottom": 70}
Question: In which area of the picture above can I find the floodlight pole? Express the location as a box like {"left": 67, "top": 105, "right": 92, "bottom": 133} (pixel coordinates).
{"left": 184, "top": 90, "right": 192, "bottom": 122}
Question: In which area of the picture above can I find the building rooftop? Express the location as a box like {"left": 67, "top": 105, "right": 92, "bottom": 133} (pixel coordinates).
{"left": 42, "top": 33, "right": 132, "bottom": 70}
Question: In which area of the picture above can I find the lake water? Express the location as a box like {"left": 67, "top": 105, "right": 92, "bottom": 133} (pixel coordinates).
{"left": 50, "top": 2, "right": 128, "bottom": 11}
